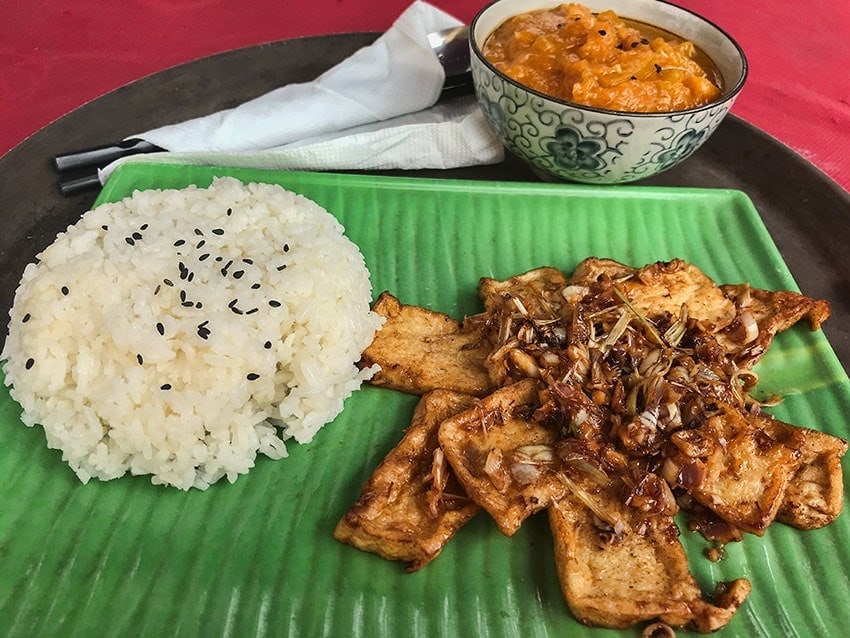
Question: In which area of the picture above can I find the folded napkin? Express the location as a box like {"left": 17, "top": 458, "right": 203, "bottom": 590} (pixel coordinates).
{"left": 101, "top": 1, "right": 503, "bottom": 182}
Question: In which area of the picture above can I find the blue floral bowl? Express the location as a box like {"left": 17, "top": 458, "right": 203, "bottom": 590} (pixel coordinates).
{"left": 470, "top": 0, "right": 747, "bottom": 184}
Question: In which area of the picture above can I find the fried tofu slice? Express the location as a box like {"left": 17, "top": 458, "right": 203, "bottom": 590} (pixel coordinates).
{"left": 438, "top": 379, "right": 567, "bottom": 536}
{"left": 717, "top": 284, "right": 831, "bottom": 367}
{"left": 478, "top": 266, "right": 569, "bottom": 317}
{"left": 333, "top": 389, "right": 480, "bottom": 571}
{"left": 359, "top": 292, "right": 494, "bottom": 397}
{"left": 548, "top": 484, "right": 751, "bottom": 632}
{"left": 662, "top": 403, "right": 803, "bottom": 535}
{"left": 569, "top": 258, "right": 737, "bottom": 331}
{"left": 759, "top": 419, "right": 848, "bottom": 529}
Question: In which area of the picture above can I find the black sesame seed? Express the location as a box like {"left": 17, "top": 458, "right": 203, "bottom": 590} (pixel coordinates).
{"left": 125, "top": 237, "right": 135, "bottom": 246}
{"left": 198, "top": 320, "right": 209, "bottom": 327}
{"left": 187, "top": 272, "right": 195, "bottom": 283}
{"left": 268, "top": 300, "right": 281, "bottom": 308}
{"left": 228, "top": 299, "right": 238, "bottom": 308}
{"left": 160, "top": 383, "right": 172, "bottom": 390}
{"left": 245, "top": 307, "right": 259, "bottom": 315}
{"left": 630, "top": 75, "right": 637, "bottom": 80}
{"left": 195, "top": 302, "right": 203, "bottom": 309}
{"left": 198, "top": 331, "right": 209, "bottom": 340}
{"left": 264, "top": 341, "right": 272, "bottom": 349}
{"left": 194, "top": 228, "right": 203, "bottom": 236}
{"left": 251, "top": 283, "right": 261, "bottom": 290}
{"left": 174, "top": 239, "right": 186, "bottom": 247}
{"left": 22, "top": 313, "right": 31, "bottom": 323}
{"left": 25, "top": 358, "right": 34, "bottom": 370}
{"left": 154, "top": 284, "right": 161, "bottom": 295}
{"left": 276, "top": 265, "right": 287, "bottom": 271}
{"left": 598, "top": 29, "right": 606, "bottom": 35}
{"left": 182, "top": 301, "right": 194, "bottom": 307}
{"left": 137, "top": 354, "right": 144, "bottom": 365}
{"left": 233, "top": 270, "right": 245, "bottom": 279}
{"left": 283, "top": 243, "right": 290, "bottom": 252}
{"left": 242, "top": 258, "right": 254, "bottom": 265}
{"left": 196, "top": 240, "right": 206, "bottom": 249}
{"left": 61, "top": 286, "right": 69, "bottom": 296}
{"left": 226, "top": 207, "right": 233, "bottom": 216}
{"left": 641, "top": 38, "right": 649, "bottom": 44}
{"left": 199, "top": 253, "right": 210, "bottom": 261}
{"left": 212, "top": 228, "right": 225, "bottom": 236}
{"left": 230, "top": 307, "right": 243, "bottom": 315}
{"left": 156, "top": 322, "right": 165, "bottom": 336}
{"left": 247, "top": 373, "right": 260, "bottom": 381}
{"left": 215, "top": 256, "right": 223, "bottom": 262}
{"left": 180, "top": 290, "right": 187, "bottom": 302}
{"left": 655, "top": 64, "right": 662, "bottom": 73}
{"left": 132, "top": 232, "right": 143, "bottom": 241}
{"left": 140, "top": 224, "right": 149, "bottom": 231}
{"left": 630, "top": 41, "right": 639, "bottom": 48}
{"left": 101, "top": 225, "right": 109, "bottom": 231}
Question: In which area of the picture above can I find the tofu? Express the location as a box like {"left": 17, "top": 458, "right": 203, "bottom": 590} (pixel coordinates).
{"left": 359, "top": 292, "right": 494, "bottom": 397}
{"left": 718, "top": 284, "right": 831, "bottom": 366}
{"left": 437, "top": 379, "right": 566, "bottom": 536}
{"left": 549, "top": 483, "right": 751, "bottom": 632}
{"left": 761, "top": 419, "right": 848, "bottom": 529}
{"left": 569, "top": 258, "right": 737, "bottom": 331}
{"left": 663, "top": 403, "right": 803, "bottom": 535}
{"left": 333, "top": 389, "right": 480, "bottom": 571}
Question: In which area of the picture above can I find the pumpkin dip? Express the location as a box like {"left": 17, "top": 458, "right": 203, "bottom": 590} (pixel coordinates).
{"left": 482, "top": 3, "right": 722, "bottom": 112}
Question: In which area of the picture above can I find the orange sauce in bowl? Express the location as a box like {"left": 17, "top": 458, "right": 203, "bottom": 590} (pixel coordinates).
{"left": 482, "top": 2, "right": 722, "bottom": 112}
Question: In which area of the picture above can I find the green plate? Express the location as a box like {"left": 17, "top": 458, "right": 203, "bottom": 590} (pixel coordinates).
{"left": 1, "top": 163, "right": 848, "bottom": 637}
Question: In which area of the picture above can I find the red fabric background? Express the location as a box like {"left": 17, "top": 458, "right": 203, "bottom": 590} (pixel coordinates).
{"left": 2, "top": 0, "right": 848, "bottom": 191}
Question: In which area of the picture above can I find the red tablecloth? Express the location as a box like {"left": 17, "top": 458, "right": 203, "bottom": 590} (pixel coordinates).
{"left": 3, "top": 0, "right": 849, "bottom": 192}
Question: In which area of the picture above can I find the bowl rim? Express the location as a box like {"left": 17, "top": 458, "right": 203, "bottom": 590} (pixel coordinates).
{"left": 470, "top": 0, "right": 749, "bottom": 118}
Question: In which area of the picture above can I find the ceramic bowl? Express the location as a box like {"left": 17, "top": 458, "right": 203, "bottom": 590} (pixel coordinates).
{"left": 470, "top": 0, "right": 748, "bottom": 184}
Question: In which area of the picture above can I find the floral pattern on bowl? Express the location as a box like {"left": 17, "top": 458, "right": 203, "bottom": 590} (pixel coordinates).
{"left": 472, "top": 56, "right": 735, "bottom": 184}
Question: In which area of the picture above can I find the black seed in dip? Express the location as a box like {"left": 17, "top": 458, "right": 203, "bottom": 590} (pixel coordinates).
{"left": 137, "top": 354, "right": 144, "bottom": 365}
{"left": 245, "top": 307, "right": 259, "bottom": 315}
{"left": 140, "top": 224, "right": 149, "bottom": 231}
{"left": 268, "top": 300, "right": 281, "bottom": 308}
{"left": 163, "top": 278, "right": 174, "bottom": 287}
{"left": 174, "top": 239, "right": 186, "bottom": 247}
{"left": 194, "top": 228, "right": 203, "bottom": 236}
{"left": 196, "top": 240, "right": 206, "bottom": 249}
{"left": 61, "top": 286, "right": 69, "bottom": 296}
{"left": 125, "top": 237, "right": 135, "bottom": 246}
{"left": 251, "top": 283, "right": 261, "bottom": 290}
{"left": 247, "top": 373, "right": 260, "bottom": 381}
{"left": 181, "top": 301, "right": 194, "bottom": 308}
{"left": 22, "top": 313, "right": 31, "bottom": 323}
{"left": 180, "top": 290, "right": 187, "bottom": 302}
{"left": 160, "top": 383, "right": 172, "bottom": 391}
{"left": 212, "top": 228, "right": 225, "bottom": 236}
{"left": 199, "top": 253, "right": 210, "bottom": 262}
{"left": 25, "top": 358, "right": 34, "bottom": 370}
{"left": 156, "top": 322, "right": 165, "bottom": 336}
{"left": 187, "top": 272, "right": 195, "bottom": 283}
{"left": 242, "top": 258, "right": 254, "bottom": 265}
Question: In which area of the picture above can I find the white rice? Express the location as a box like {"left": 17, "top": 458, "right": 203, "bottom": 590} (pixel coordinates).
{"left": 0, "top": 177, "right": 383, "bottom": 490}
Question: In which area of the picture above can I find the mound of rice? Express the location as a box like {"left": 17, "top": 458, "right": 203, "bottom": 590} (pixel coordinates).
{"left": 1, "top": 177, "right": 383, "bottom": 490}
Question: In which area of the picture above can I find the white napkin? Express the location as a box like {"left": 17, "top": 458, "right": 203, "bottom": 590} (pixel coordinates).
{"left": 101, "top": 1, "right": 503, "bottom": 182}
